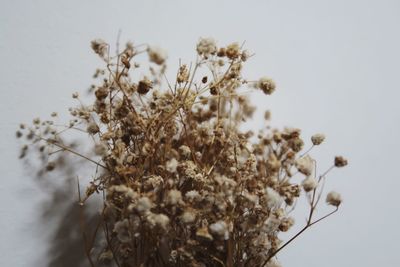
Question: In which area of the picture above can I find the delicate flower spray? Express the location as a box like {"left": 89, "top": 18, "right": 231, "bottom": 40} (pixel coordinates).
{"left": 17, "top": 37, "right": 348, "bottom": 267}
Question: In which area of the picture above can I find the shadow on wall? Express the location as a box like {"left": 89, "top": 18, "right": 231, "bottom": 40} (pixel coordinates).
{"left": 25, "top": 150, "right": 105, "bottom": 267}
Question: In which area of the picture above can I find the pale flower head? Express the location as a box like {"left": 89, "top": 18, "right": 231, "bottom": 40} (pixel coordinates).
{"left": 209, "top": 220, "right": 229, "bottom": 240}
{"left": 257, "top": 77, "right": 276, "bottom": 95}
{"left": 166, "top": 189, "right": 182, "bottom": 206}
{"left": 135, "top": 197, "right": 152, "bottom": 213}
{"left": 295, "top": 155, "right": 314, "bottom": 176}
{"left": 166, "top": 158, "right": 178, "bottom": 173}
{"left": 91, "top": 39, "right": 108, "bottom": 58}
{"left": 147, "top": 213, "right": 170, "bottom": 230}
{"left": 185, "top": 190, "right": 201, "bottom": 201}
{"left": 301, "top": 176, "right": 318, "bottom": 192}
{"left": 148, "top": 45, "right": 167, "bottom": 65}
{"left": 311, "top": 133, "right": 325, "bottom": 145}
{"left": 265, "top": 187, "right": 283, "bottom": 209}
{"left": 326, "top": 191, "right": 342, "bottom": 207}
{"left": 181, "top": 211, "right": 196, "bottom": 224}
{"left": 196, "top": 37, "right": 217, "bottom": 58}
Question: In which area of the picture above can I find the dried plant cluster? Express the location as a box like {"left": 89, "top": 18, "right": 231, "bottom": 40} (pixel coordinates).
{"left": 17, "top": 37, "right": 347, "bottom": 267}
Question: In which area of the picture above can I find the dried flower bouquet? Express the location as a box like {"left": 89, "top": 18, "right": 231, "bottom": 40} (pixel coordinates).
{"left": 17, "top": 37, "right": 347, "bottom": 267}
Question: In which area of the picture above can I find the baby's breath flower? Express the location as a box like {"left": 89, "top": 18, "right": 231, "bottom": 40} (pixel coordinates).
{"left": 91, "top": 39, "right": 108, "bottom": 58}
{"left": 301, "top": 176, "right": 318, "bottom": 192}
{"left": 209, "top": 221, "right": 229, "bottom": 240}
{"left": 265, "top": 188, "right": 283, "bottom": 209}
{"left": 225, "top": 42, "right": 240, "bottom": 59}
{"left": 137, "top": 77, "right": 153, "bottom": 95}
{"left": 334, "top": 156, "right": 348, "bottom": 167}
{"left": 147, "top": 213, "right": 170, "bottom": 230}
{"left": 266, "top": 154, "right": 281, "bottom": 172}
{"left": 33, "top": 118, "right": 41, "bottom": 125}
{"left": 147, "top": 46, "right": 167, "bottom": 65}
{"left": 257, "top": 77, "right": 276, "bottom": 95}
{"left": 135, "top": 197, "right": 152, "bottom": 213}
{"left": 16, "top": 131, "right": 23, "bottom": 138}
{"left": 94, "top": 142, "right": 108, "bottom": 156}
{"left": 87, "top": 122, "right": 99, "bottom": 134}
{"left": 241, "top": 49, "right": 250, "bottom": 61}
{"left": 196, "top": 37, "right": 217, "bottom": 58}
{"left": 311, "top": 133, "right": 325, "bottom": 145}
{"left": 166, "top": 189, "right": 182, "bottom": 206}
{"left": 295, "top": 155, "right": 314, "bottom": 176}
{"left": 179, "top": 145, "right": 191, "bottom": 158}
{"left": 181, "top": 211, "right": 196, "bottom": 224}
{"left": 326, "top": 191, "right": 342, "bottom": 207}
{"left": 166, "top": 158, "right": 178, "bottom": 173}
{"left": 263, "top": 215, "right": 281, "bottom": 233}
{"left": 185, "top": 190, "right": 201, "bottom": 201}
{"left": 279, "top": 217, "right": 294, "bottom": 232}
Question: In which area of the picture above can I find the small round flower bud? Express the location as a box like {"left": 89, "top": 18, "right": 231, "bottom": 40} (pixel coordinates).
{"left": 257, "top": 77, "right": 276, "bottom": 95}
{"left": 326, "top": 191, "right": 342, "bottom": 207}
{"left": 225, "top": 43, "right": 240, "bottom": 59}
{"left": 311, "top": 133, "right": 325, "bottom": 145}
{"left": 196, "top": 37, "right": 217, "bottom": 58}
{"left": 295, "top": 155, "right": 314, "bottom": 176}
{"left": 137, "top": 77, "right": 153, "bottom": 95}
{"left": 301, "top": 176, "right": 318, "bottom": 192}
{"left": 147, "top": 46, "right": 167, "bottom": 65}
{"left": 91, "top": 39, "right": 108, "bottom": 57}
{"left": 334, "top": 156, "right": 348, "bottom": 167}
{"left": 87, "top": 122, "right": 99, "bottom": 134}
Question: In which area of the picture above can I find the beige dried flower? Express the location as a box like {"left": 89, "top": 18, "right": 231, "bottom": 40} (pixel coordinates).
{"left": 185, "top": 190, "right": 201, "bottom": 201}
{"left": 147, "top": 213, "right": 170, "bottom": 230}
{"left": 86, "top": 122, "right": 99, "bottom": 134}
{"left": 137, "top": 77, "right": 153, "bottom": 94}
{"left": 196, "top": 37, "right": 217, "bottom": 58}
{"left": 334, "top": 156, "right": 348, "bottom": 167}
{"left": 257, "top": 77, "right": 276, "bottom": 95}
{"left": 295, "top": 155, "right": 314, "bottom": 176}
{"left": 225, "top": 42, "right": 240, "bottom": 59}
{"left": 265, "top": 188, "right": 283, "bottom": 209}
{"left": 181, "top": 211, "right": 196, "bottom": 224}
{"left": 326, "top": 191, "right": 342, "bottom": 206}
{"left": 94, "top": 142, "right": 108, "bottom": 156}
{"left": 209, "top": 220, "right": 229, "bottom": 240}
{"left": 135, "top": 197, "right": 152, "bottom": 213}
{"left": 147, "top": 45, "right": 167, "bottom": 65}
{"left": 311, "top": 133, "right": 325, "bottom": 145}
{"left": 91, "top": 39, "right": 108, "bottom": 58}
{"left": 301, "top": 176, "right": 318, "bottom": 192}
{"left": 166, "top": 158, "right": 178, "bottom": 173}
{"left": 179, "top": 145, "right": 191, "bottom": 158}
{"left": 166, "top": 189, "right": 182, "bottom": 206}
